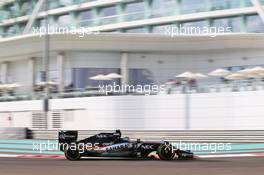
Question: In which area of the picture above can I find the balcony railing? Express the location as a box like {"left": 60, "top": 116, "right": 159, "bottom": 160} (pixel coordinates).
{"left": 0, "top": 80, "right": 263, "bottom": 102}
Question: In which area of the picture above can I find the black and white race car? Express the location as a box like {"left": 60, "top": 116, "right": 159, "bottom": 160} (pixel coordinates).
{"left": 59, "top": 130, "right": 193, "bottom": 161}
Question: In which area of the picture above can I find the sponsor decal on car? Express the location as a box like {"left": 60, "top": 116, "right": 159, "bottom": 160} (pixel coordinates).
{"left": 104, "top": 143, "right": 132, "bottom": 152}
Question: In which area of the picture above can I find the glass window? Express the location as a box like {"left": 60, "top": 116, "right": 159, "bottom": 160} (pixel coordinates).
{"left": 0, "top": 9, "right": 9, "bottom": 20}
{"left": 124, "top": 27, "right": 148, "bottom": 33}
{"left": 152, "top": 24, "right": 175, "bottom": 34}
{"left": 213, "top": 16, "right": 241, "bottom": 32}
{"left": 64, "top": 69, "right": 73, "bottom": 88}
{"left": 35, "top": 69, "right": 73, "bottom": 90}
{"left": 0, "top": 27, "right": 3, "bottom": 38}
{"left": 36, "top": 71, "right": 58, "bottom": 83}
{"left": 124, "top": 1, "right": 145, "bottom": 21}
{"left": 48, "top": 0, "right": 75, "bottom": 9}
{"left": 99, "top": 6, "right": 117, "bottom": 25}
{"left": 181, "top": 0, "right": 208, "bottom": 14}
{"left": 21, "top": 1, "right": 32, "bottom": 16}
{"left": 182, "top": 20, "right": 208, "bottom": 27}
{"left": 38, "top": 18, "right": 57, "bottom": 29}
{"left": 211, "top": 0, "right": 240, "bottom": 10}
{"left": 246, "top": 15, "right": 264, "bottom": 33}
{"left": 244, "top": 0, "right": 264, "bottom": 7}
{"left": 60, "top": 0, "right": 74, "bottom": 6}
{"left": 151, "top": 0, "right": 177, "bottom": 17}
{"left": 58, "top": 14, "right": 73, "bottom": 27}
{"left": 79, "top": 10, "right": 93, "bottom": 27}
{"left": 38, "top": 18, "right": 47, "bottom": 28}
{"left": 72, "top": 68, "right": 120, "bottom": 89}
{"left": 48, "top": 0, "right": 60, "bottom": 9}
{"left": 5, "top": 25, "right": 17, "bottom": 36}
{"left": 18, "top": 22, "right": 26, "bottom": 34}
{"left": 244, "top": 0, "right": 253, "bottom": 7}
{"left": 5, "top": 4, "right": 16, "bottom": 18}
{"left": 181, "top": 20, "right": 209, "bottom": 34}
{"left": 129, "top": 69, "right": 155, "bottom": 86}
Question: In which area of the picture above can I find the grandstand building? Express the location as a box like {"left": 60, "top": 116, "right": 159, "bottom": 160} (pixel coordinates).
{"left": 0, "top": 0, "right": 264, "bottom": 130}
{"left": 0, "top": 0, "right": 264, "bottom": 36}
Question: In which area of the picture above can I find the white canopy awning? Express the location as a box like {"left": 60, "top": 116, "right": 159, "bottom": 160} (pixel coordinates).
{"left": 208, "top": 69, "right": 230, "bottom": 77}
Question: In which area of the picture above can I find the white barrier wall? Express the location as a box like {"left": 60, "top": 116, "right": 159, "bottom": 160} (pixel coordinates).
{"left": 0, "top": 100, "right": 42, "bottom": 112}
{"left": 0, "top": 100, "right": 42, "bottom": 128}
{"left": 50, "top": 91, "right": 264, "bottom": 130}
{"left": 189, "top": 91, "right": 264, "bottom": 130}
{"left": 50, "top": 95, "right": 186, "bottom": 130}
{"left": 0, "top": 92, "right": 264, "bottom": 130}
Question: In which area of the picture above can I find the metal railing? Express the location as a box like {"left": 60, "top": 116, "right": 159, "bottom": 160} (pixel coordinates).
{"left": 0, "top": 81, "right": 263, "bottom": 102}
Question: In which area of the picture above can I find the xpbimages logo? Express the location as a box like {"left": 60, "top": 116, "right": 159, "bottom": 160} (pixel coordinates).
{"left": 164, "top": 25, "right": 232, "bottom": 37}
{"left": 33, "top": 141, "right": 102, "bottom": 154}
{"left": 32, "top": 24, "right": 100, "bottom": 38}
{"left": 32, "top": 140, "right": 232, "bottom": 154}
{"left": 171, "top": 142, "right": 232, "bottom": 153}
{"left": 98, "top": 82, "right": 166, "bottom": 95}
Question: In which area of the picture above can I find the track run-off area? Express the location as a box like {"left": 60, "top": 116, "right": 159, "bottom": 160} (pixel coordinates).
{"left": 0, "top": 156, "right": 264, "bottom": 175}
{"left": 1, "top": 140, "right": 264, "bottom": 175}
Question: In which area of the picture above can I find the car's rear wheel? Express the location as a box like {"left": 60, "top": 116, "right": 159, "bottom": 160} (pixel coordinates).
{"left": 64, "top": 147, "right": 81, "bottom": 161}
{"left": 157, "top": 144, "right": 175, "bottom": 160}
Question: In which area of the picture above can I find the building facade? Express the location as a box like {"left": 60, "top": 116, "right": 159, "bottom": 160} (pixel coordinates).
{"left": 0, "top": 1, "right": 264, "bottom": 130}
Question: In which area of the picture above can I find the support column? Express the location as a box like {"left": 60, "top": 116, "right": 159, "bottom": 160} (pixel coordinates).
{"left": 0, "top": 26, "right": 3, "bottom": 38}
{"left": 117, "top": 3, "right": 124, "bottom": 23}
{"left": 144, "top": 0, "right": 152, "bottom": 19}
{"left": 92, "top": 8, "right": 99, "bottom": 26}
{"left": 176, "top": 0, "right": 181, "bottom": 15}
{"left": 27, "top": 58, "right": 35, "bottom": 93}
{"left": 251, "top": 0, "right": 264, "bottom": 23}
{"left": 57, "top": 53, "right": 65, "bottom": 92}
{"left": 120, "top": 53, "right": 129, "bottom": 85}
{"left": 0, "top": 62, "right": 8, "bottom": 83}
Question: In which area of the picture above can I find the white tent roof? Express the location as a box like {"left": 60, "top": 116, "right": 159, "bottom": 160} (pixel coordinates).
{"left": 225, "top": 73, "right": 245, "bottom": 80}
{"left": 90, "top": 74, "right": 112, "bottom": 80}
{"left": 208, "top": 69, "right": 230, "bottom": 77}
{"left": 105, "top": 73, "right": 122, "bottom": 79}
{"left": 176, "top": 72, "right": 195, "bottom": 79}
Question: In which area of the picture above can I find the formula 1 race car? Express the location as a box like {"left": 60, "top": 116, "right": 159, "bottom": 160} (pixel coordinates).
{"left": 58, "top": 130, "right": 194, "bottom": 161}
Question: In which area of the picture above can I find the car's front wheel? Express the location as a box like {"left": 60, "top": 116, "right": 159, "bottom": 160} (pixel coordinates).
{"left": 157, "top": 143, "right": 175, "bottom": 160}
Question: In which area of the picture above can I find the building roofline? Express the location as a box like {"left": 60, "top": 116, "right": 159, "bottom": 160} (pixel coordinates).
{"left": 0, "top": 33, "right": 264, "bottom": 60}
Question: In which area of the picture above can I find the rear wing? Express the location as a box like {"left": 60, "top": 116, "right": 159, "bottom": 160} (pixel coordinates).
{"left": 58, "top": 130, "right": 78, "bottom": 151}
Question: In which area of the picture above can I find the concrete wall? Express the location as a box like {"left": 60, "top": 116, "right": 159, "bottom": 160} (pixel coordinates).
{"left": 48, "top": 91, "right": 264, "bottom": 130}
{"left": 50, "top": 95, "right": 186, "bottom": 130}
{"left": 0, "top": 91, "right": 261, "bottom": 130}
{"left": 0, "top": 100, "right": 42, "bottom": 128}
{"left": 189, "top": 92, "right": 264, "bottom": 130}
{"left": 0, "top": 112, "right": 32, "bottom": 128}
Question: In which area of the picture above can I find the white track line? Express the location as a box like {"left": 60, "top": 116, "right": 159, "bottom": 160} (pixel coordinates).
{"left": 196, "top": 154, "right": 256, "bottom": 158}
{"left": 0, "top": 154, "right": 64, "bottom": 159}
{"left": 0, "top": 154, "right": 21, "bottom": 158}
{"left": 0, "top": 153, "right": 263, "bottom": 159}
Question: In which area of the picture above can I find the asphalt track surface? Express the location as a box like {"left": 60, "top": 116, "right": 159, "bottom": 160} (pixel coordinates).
{"left": 1, "top": 157, "right": 264, "bottom": 175}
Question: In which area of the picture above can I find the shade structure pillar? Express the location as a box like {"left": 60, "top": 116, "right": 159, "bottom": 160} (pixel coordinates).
{"left": 0, "top": 62, "right": 8, "bottom": 83}
{"left": 57, "top": 53, "right": 65, "bottom": 92}
{"left": 120, "top": 52, "right": 129, "bottom": 85}
{"left": 27, "top": 58, "right": 35, "bottom": 93}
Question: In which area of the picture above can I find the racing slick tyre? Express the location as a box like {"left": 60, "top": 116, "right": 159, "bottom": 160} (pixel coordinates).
{"left": 157, "top": 143, "right": 175, "bottom": 160}
{"left": 177, "top": 150, "right": 194, "bottom": 160}
{"left": 64, "top": 146, "right": 81, "bottom": 161}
